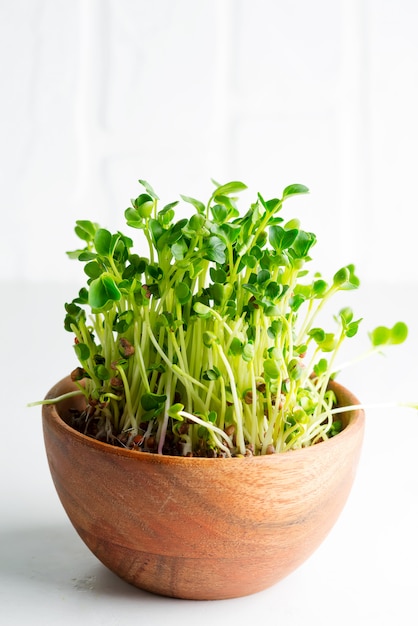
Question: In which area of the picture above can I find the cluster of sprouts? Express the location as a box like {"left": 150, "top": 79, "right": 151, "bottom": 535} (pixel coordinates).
{"left": 45, "top": 179, "right": 407, "bottom": 457}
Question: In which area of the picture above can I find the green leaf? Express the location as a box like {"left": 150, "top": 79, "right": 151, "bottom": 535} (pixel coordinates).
{"left": 312, "top": 279, "right": 328, "bottom": 298}
{"left": 242, "top": 253, "right": 257, "bottom": 269}
{"left": 203, "top": 331, "right": 217, "bottom": 347}
{"left": 88, "top": 274, "right": 121, "bottom": 310}
{"left": 257, "top": 269, "right": 271, "bottom": 285}
{"left": 175, "top": 282, "right": 192, "bottom": 304}
{"left": 346, "top": 320, "right": 362, "bottom": 338}
{"left": 156, "top": 313, "right": 172, "bottom": 329}
{"left": 94, "top": 364, "right": 110, "bottom": 380}
{"left": 74, "top": 220, "right": 98, "bottom": 242}
{"left": 122, "top": 255, "right": 146, "bottom": 279}
{"left": 264, "top": 358, "right": 280, "bottom": 379}
{"left": 147, "top": 264, "right": 163, "bottom": 281}
{"left": 140, "top": 409, "right": 161, "bottom": 423}
{"left": 288, "top": 358, "right": 303, "bottom": 381}
{"left": 74, "top": 288, "right": 89, "bottom": 304}
{"left": 171, "top": 238, "right": 188, "bottom": 260}
{"left": 295, "top": 343, "right": 308, "bottom": 356}
{"left": 188, "top": 261, "right": 204, "bottom": 279}
{"left": 113, "top": 310, "right": 134, "bottom": 333}
{"left": 158, "top": 204, "right": 176, "bottom": 226}
{"left": 210, "top": 282, "right": 224, "bottom": 305}
{"left": 308, "top": 329, "right": 337, "bottom": 351}
{"left": 282, "top": 184, "right": 309, "bottom": 199}
{"left": 205, "top": 236, "right": 226, "bottom": 264}
{"left": 84, "top": 261, "right": 103, "bottom": 279}
{"left": 138, "top": 179, "right": 159, "bottom": 200}
{"left": 147, "top": 362, "right": 166, "bottom": 374}
{"left": 269, "top": 225, "right": 299, "bottom": 251}
{"left": 242, "top": 343, "right": 255, "bottom": 362}
{"left": 313, "top": 358, "right": 328, "bottom": 377}
{"left": 125, "top": 207, "right": 145, "bottom": 229}
{"left": 333, "top": 264, "right": 360, "bottom": 290}
{"left": 187, "top": 213, "right": 206, "bottom": 232}
{"left": 264, "top": 303, "right": 281, "bottom": 317}
{"left": 291, "top": 230, "right": 316, "bottom": 258}
{"left": 208, "top": 411, "right": 217, "bottom": 423}
{"left": 160, "top": 200, "right": 179, "bottom": 213}
{"left": 267, "top": 320, "right": 282, "bottom": 339}
{"left": 319, "top": 333, "right": 337, "bottom": 352}
{"left": 167, "top": 403, "right": 185, "bottom": 420}
{"left": 294, "top": 284, "right": 312, "bottom": 299}
{"left": 193, "top": 302, "right": 212, "bottom": 317}
{"left": 329, "top": 420, "right": 343, "bottom": 437}
{"left": 141, "top": 393, "right": 167, "bottom": 411}
{"left": 132, "top": 193, "right": 154, "bottom": 218}
{"left": 284, "top": 218, "right": 300, "bottom": 230}
{"left": 210, "top": 267, "right": 227, "bottom": 283}
{"left": 250, "top": 245, "right": 263, "bottom": 260}
{"left": 370, "top": 322, "right": 408, "bottom": 347}
{"left": 94, "top": 228, "right": 112, "bottom": 256}
{"left": 289, "top": 294, "right": 305, "bottom": 312}
{"left": 212, "top": 195, "right": 239, "bottom": 218}
{"left": 210, "top": 204, "right": 228, "bottom": 224}
{"left": 338, "top": 308, "right": 362, "bottom": 338}
{"left": 149, "top": 218, "right": 164, "bottom": 244}
{"left": 370, "top": 326, "right": 390, "bottom": 347}
{"left": 74, "top": 342, "right": 90, "bottom": 362}
{"left": 339, "top": 307, "right": 354, "bottom": 324}
{"left": 213, "top": 181, "right": 247, "bottom": 197}
{"left": 229, "top": 337, "right": 243, "bottom": 356}
{"left": 202, "top": 367, "right": 221, "bottom": 381}
{"left": 264, "top": 198, "right": 282, "bottom": 215}
{"left": 66, "top": 304, "right": 86, "bottom": 323}
{"left": 77, "top": 251, "right": 97, "bottom": 262}
{"left": 67, "top": 248, "right": 89, "bottom": 260}
{"left": 391, "top": 321, "right": 408, "bottom": 344}
{"left": 208, "top": 223, "right": 232, "bottom": 246}
{"left": 180, "top": 195, "right": 205, "bottom": 214}
{"left": 243, "top": 283, "right": 259, "bottom": 297}
{"left": 308, "top": 328, "right": 325, "bottom": 343}
{"left": 167, "top": 219, "right": 188, "bottom": 244}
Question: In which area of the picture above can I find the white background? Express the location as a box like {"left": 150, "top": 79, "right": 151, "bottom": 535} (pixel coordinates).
{"left": 1, "top": 1, "right": 418, "bottom": 624}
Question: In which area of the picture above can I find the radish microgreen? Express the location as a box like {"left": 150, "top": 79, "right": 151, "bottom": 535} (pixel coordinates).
{"left": 36, "top": 179, "right": 409, "bottom": 456}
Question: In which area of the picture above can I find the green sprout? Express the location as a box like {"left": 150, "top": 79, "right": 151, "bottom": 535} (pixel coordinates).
{"left": 34, "top": 179, "right": 409, "bottom": 456}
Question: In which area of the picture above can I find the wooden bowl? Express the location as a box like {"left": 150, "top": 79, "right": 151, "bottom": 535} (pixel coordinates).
{"left": 42, "top": 377, "right": 364, "bottom": 600}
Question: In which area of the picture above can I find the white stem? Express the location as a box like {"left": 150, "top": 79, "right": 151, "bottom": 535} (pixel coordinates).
{"left": 179, "top": 410, "right": 233, "bottom": 456}
{"left": 316, "top": 401, "right": 402, "bottom": 422}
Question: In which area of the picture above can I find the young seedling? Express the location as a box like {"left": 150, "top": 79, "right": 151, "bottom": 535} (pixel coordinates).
{"left": 32, "top": 179, "right": 409, "bottom": 456}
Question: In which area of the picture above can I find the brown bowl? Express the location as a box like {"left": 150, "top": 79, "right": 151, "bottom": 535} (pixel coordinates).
{"left": 42, "top": 377, "right": 365, "bottom": 600}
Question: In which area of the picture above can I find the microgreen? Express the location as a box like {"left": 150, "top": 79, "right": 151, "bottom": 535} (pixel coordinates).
{"left": 38, "top": 178, "right": 409, "bottom": 456}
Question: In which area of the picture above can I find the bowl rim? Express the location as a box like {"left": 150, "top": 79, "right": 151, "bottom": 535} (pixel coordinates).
{"left": 42, "top": 376, "right": 365, "bottom": 466}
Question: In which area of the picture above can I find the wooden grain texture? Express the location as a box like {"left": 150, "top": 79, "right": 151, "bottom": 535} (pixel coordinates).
{"left": 42, "top": 377, "right": 365, "bottom": 600}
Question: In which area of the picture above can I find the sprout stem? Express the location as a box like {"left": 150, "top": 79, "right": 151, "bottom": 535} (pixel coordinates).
{"left": 28, "top": 389, "right": 85, "bottom": 407}
{"left": 178, "top": 410, "right": 233, "bottom": 456}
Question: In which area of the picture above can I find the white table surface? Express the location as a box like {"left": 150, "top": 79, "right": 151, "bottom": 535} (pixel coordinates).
{"left": 2, "top": 280, "right": 418, "bottom": 626}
